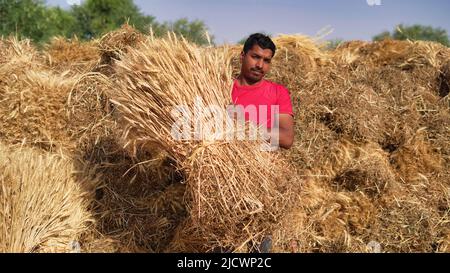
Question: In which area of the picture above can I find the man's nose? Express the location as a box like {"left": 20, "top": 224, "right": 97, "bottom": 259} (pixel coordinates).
{"left": 255, "top": 59, "right": 263, "bottom": 69}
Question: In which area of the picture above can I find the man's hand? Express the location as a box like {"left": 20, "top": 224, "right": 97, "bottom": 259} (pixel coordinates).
{"left": 270, "top": 114, "right": 294, "bottom": 149}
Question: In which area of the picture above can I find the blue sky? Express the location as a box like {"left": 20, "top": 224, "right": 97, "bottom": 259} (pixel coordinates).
{"left": 46, "top": 0, "right": 450, "bottom": 44}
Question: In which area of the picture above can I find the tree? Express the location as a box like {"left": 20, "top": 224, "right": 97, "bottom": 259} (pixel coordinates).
{"left": 47, "top": 6, "right": 78, "bottom": 38}
{"left": 372, "top": 31, "right": 391, "bottom": 42}
{"left": 0, "top": 0, "right": 214, "bottom": 45}
{"left": 373, "top": 24, "right": 450, "bottom": 46}
{"left": 156, "top": 18, "right": 213, "bottom": 46}
{"left": 0, "top": 0, "right": 70, "bottom": 43}
{"left": 69, "top": 1, "right": 214, "bottom": 45}
{"left": 70, "top": 0, "right": 157, "bottom": 39}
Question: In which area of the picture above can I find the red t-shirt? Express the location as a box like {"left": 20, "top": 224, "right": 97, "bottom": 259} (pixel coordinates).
{"left": 231, "top": 79, "right": 294, "bottom": 129}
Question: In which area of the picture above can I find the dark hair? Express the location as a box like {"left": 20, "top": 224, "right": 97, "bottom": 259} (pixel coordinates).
{"left": 243, "top": 33, "right": 276, "bottom": 57}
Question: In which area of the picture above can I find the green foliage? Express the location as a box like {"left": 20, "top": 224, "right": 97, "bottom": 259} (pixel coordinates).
{"left": 156, "top": 18, "right": 213, "bottom": 46}
{"left": 70, "top": 0, "right": 157, "bottom": 39}
{"left": 373, "top": 24, "right": 449, "bottom": 46}
{"left": 372, "top": 31, "right": 391, "bottom": 42}
{"left": 0, "top": 0, "right": 213, "bottom": 45}
{"left": 0, "top": 0, "right": 60, "bottom": 43}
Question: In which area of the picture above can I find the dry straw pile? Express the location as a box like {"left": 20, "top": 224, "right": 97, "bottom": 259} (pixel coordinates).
{"left": 1, "top": 25, "right": 449, "bottom": 252}
{"left": 268, "top": 38, "right": 450, "bottom": 252}
{"left": 44, "top": 36, "right": 100, "bottom": 73}
{"left": 0, "top": 143, "right": 97, "bottom": 253}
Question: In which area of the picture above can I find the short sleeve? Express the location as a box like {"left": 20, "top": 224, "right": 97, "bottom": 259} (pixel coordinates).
{"left": 277, "top": 85, "right": 294, "bottom": 116}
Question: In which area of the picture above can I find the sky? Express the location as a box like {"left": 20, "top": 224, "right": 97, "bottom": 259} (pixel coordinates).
{"left": 45, "top": 0, "right": 450, "bottom": 44}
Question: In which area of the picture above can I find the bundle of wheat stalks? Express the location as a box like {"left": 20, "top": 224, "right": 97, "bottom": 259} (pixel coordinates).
{"left": 107, "top": 35, "right": 298, "bottom": 251}
{"left": 0, "top": 143, "right": 97, "bottom": 253}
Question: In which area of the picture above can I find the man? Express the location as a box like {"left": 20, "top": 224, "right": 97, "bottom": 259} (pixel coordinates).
{"left": 232, "top": 33, "right": 295, "bottom": 149}
{"left": 232, "top": 33, "right": 295, "bottom": 253}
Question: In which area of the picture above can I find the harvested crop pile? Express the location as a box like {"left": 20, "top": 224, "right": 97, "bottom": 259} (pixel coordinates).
{"left": 96, "top": 24, "right": 145, "bottom": 75}
{"left": 1, "top": 30, "right": 449, "bottom": 253}
{"left": 0, "top": 37, "right": 113, "bottom": 153}
{"left": 332, "top": 39, "right": 450, "bottom": 69}
{"left": 108, "top": 35, "right": 298, "bottom": 252}
{"left": 0, "top": 38, "right": 77, "bottom": 150}
{"left": 273, "top": 38, "right": 450, "bottom": 253}
{"left": 44, "top": 37, "right": 100, "bottom": 73}
{"left": 0, "top": 38, "right": 38, "bottom": 65}
{"left": 0, "top": 143, "right": 97, "bottom": 253}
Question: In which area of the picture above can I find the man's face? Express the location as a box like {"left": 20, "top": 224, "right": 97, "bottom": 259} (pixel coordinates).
{"left": 240, "top": 44, "right": 273, "bottom": 83}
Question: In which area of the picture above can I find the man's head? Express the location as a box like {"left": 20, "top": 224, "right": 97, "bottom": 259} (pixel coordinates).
{"left": 240, "top": 33, "right": 276, "bottom": 84}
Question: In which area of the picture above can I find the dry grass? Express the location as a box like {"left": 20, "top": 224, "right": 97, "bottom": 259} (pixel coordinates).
{"left": 96, "top": 24, "right": 145, "bottom": 75}
{"left": 0, "top": 31, "right": 449, "bottom": 253}
{"left": 0, "top": 143, "right": 97, "bottom": 253}
{"left": 332, "top": 39, "right": 450, "bottom": 69}
{"left": 0, "top": 39, "right": 79, "bottom": 150}
{"left": 274, "top": 37, "right": 450, "bottom": 253}
{"left": 44, "top": 36, "right": 100, "bottom": 73}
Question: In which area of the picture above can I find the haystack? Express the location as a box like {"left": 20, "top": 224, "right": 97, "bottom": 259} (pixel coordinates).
{"left": 108, "top": 35, "right": 297, "bottom": 252}
{"left": 45, "top": 37, "right": 100, "bottom": 73}
{"left": 331, "top": 40, "right": 369, "bottom": 66}
{"left": 0, "top": 37, "right": 38, "bottom": 65}
{"left": 0, "top": 50, "right": 78, "bottom": 150}
{"left": 332, "top": 39, "right": 450, "bottom": 69}
{"left": 96, "top": 24, "right": 145, "bottom": 75}
{"left": 274, "top": 187, "right": 380, "bottom": 253}
{"left": 273, "top": 37, "right": 450, "bottom": 252}
{"left": 0, "top": 143, "right": 97, "bottom": 253}
{"left": 272, "top": 34, "right": 330, "bottom": 69}
{"left": 75, "top": 132, "right": 187, "bottom": 253}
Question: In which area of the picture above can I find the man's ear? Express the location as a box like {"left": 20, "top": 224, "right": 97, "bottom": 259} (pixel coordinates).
{"left": 240, "top": 51, "right": 244, "bottom": 63}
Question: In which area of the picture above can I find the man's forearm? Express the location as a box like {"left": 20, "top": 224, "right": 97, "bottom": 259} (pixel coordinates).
{"left": 268, "top": 127, "right": 294, "bottom": 149}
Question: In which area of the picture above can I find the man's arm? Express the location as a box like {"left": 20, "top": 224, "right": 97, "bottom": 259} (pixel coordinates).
{"left": 269, "top": 114, "right": 294, "bottom": 149}
{"left": 278, "top": 114, "right": 295, "bottom": 149}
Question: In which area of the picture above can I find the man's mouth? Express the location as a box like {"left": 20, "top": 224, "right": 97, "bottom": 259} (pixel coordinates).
{"left": 252, "top": 70, "right": 263, "bottom": 76}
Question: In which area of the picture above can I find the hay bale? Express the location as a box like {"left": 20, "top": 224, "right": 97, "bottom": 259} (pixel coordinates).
{"left": 332, "top": 40, "right": 450, "bottom": 69}
{"left": 331, "top": 40, "right": 369, "bottom": 66}
{"left": 0, "top": 61, "right": 78, "bottom": 150}
{"left": 108, "top": 36, "right": 297, "bottom": 251}
{"left": 0, "top": 37, "right": 109, "bottom": 152}
{"left": 45, "top": 37, "right": 100, "bottom": 73}
{"left": 273, "top": 177, "right": 380, "bottom": 253}
{"left": 271, "top": 34, "right": 330, "bottom": 69}
{"left": 0, "top": 37, "right": 38, "bottom": 65}
{"left": 80, "top": 135, "right": 187, "bottom": 253}
{"left": 0, "top": 143, "right": 97, "bottom": 253}
{"left": 97, "top": 24, "right": 145, "bottom": 74}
